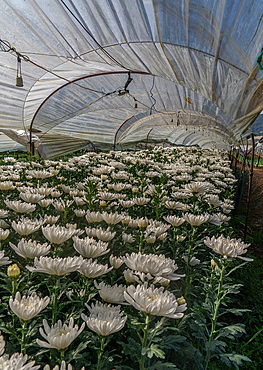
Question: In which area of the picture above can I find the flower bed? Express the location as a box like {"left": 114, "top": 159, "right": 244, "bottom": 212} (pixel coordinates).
{"left": 0, "top": 147, "right": 252, "bottom": 369}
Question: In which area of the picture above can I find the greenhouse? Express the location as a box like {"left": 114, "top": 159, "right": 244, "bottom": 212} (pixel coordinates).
{"left": 0, "top": 0, "right": 262, "bottom": 369}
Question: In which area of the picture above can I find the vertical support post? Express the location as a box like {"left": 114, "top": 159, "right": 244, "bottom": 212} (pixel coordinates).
{"left": 242, "top": 139, "right": 248, "bottom": 172}
{"left": 256, "top": 154, "right": 260, "bottom": 168}
{"left": 29, "top": 127, "right": 34, "bottom": 155}
{"left": 244, "top": 133, "right": 255, "bottom": 242}
{"left": 234, "top": 148, "right": 239, "bottom": 175}
{"left": 230, "top": 147, "right": 234, "bottom": 167}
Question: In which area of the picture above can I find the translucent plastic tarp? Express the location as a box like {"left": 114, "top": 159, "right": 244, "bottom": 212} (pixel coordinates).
{"left": 0, "top": 0, "right": 263, "bottom": 157}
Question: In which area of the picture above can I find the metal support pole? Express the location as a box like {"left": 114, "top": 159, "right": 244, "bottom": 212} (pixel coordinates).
{"left": 234, "top": 149, "right": 239, "bottom": 175}
{"left": 242, "top": 139, "right": 248, "bottom": 172}
{"left": 244, "top": 133, "right": 255, "bottom": 242}
{"left": 256, "top": 154, "right": 260, "bottom": 168}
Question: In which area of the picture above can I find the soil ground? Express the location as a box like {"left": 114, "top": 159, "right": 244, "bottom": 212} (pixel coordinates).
{"left": 233, "top": 159, "right": 263, "bottom": 258}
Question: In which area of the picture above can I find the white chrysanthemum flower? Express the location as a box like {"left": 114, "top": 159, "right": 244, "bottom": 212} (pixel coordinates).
{"left": 124, "top": 283, "right": 187, "bottom": 318}
{"left": 85, "top": 227, "right": 116, "bottom": 242}
{"left": 183, "top": 182, "right": 210, "bottom": 194}
{"left": 78, "top": 259, "right": 113, "bottom": 278}
{"left": 85, "top": 211, "right": 103, "bottom": 223}
{"left": 52, "top": 199, "right": 73, "bottom": 212}
{"left": 165, "top": 201, "right": 191, "bottom": 211}
{"left": 0, "top": 353, "right": 40, "bottom": 370}
{"left": 0, "top": 209, "right": 9, "bottom": 218}
{"left": 0, "top": 331, "right": 5, "bottom": 356}
{"left": 171, "top": 192, "right": 192, "bottom": 199}
{"left": 122, "top": 252, "right": 184, "bottom": 280}
{"left": 208, "top": 214, "right": 222, "bottom": 226}
{"left": 214, "top": 213, "right": 231, "bottom": 223}
{"left": 123, "top": 269, "right": 141, "bottom": 284}
{"left": 38, "top": 199, "right": 53, "bottom": 208}
{"left": 36, "top": 186, "right": 54, "bottom": 196}
{"left": 73, "top": 236, "right": 109, "bottom": 258}
{"left": 9, "top": 292, "right": 50, "bottom": 321}
{"left": 12, "top": 217, "right": 43, "bottom": 236}
{"left": 146, "top": 224, "right": 170, "bottom": 237}
{"left": 0, "top": 250, "right": 11, "bottom": 266}
{"left": 43, "top": 361, "right": 84, "bottom": 370}
{"left": 183, "top": 213, "right": 209, "bottom": 226}
{"left": 119, "top": 200, "right": 134, "bottom": 208}
{"left": 26, "top": 256, "right": 84, "bottom": 276}
{"left": 42, "top": 225, "right": 75, "bottom": 244}
{"left": 205, "top": 195, "right": 222, "bottom": 208}
{"left": 36, "top": 318, "right": 85, "bottom": 350}
{"left": 28, "top": 170, "right": 52, "bottom": 179}
{"left": 163, "top": 215, "right": 185, "bottom": 227}
{"left": 73, "top": 197, "right": 86, "bottom": 206}
{"left": 94, "top": 281, "right": 128, "bottom": 305}
{"left": 183, "top": 256, "right": 201, "bottom": 266}
{"left": 51, "top": 191, "right": 62, "bottom": 198}
{"left": 81, "top": 302, "right": 126, "bottom": 336}
{"left": 204, "top": 235, "right": 253, "bottom": 261}
{"left": 109, "top": 255, "right": 124, "bottom": 269}
{"left": 44, "top": 215, "right": 60, "bottom": 225}
{"left": 98, "top": 191, "right": 116, "bottom": 201}
{"left": 133, "top": 218, "right": 147, "bottom": 231}
{"left": 101, "top": 212, "right": 123, "bottom": 225}
{"left": 74, "top": 209, "right": 86, "bottom": 218}
{"left": 19, "top": 192, "right": 45, "bottom": 204}
{"left": 65, "top": 224, "right": 84, "bottom": 237}
{"left": 133, "top": 197, "right": 150, "bottom": 206}
{"left": 4, "top": 200, "right": 36, "bottom": 214}
{"left": 9, "top": 239, "right": 51, "bottom": 259}
{"left": 122, "top": 233, "right": 135, "bottom": 244}
{"left": 0, "top": 228, "right": 9, "bottom": 240}
{"left": 0, "top": 181, "right": 15, "bottom": 191}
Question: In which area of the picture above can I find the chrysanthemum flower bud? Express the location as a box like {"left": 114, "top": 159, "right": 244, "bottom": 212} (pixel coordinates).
{"left": 100, "top": 200, "right": 107, "bottom": 207}
{"left": 176, "top": 235, "right": 186, "bottom": 242}
{"left": 176, "top": 296, "right": 186, "bottom": 305}
{"left": 211, "top": 259, "right": 217, "bottom": 269}
{"left": 8, "top": 264, "right": 20, "bottom": 279}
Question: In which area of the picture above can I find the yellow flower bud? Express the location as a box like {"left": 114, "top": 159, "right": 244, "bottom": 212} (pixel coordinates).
{"left": 8, "top": 264, "right": 20, "bottom": 279}
{"left": 176, "top": 296, "right": 186, "bottom": 306}
{"left": 100, "top": 200, "right": 107, "bottom": 207}
{"left": 211, "top": 259, "right": 217, "bottom": 269}
{"left": 176, "top": 235, "right": 186, "bottom": 242}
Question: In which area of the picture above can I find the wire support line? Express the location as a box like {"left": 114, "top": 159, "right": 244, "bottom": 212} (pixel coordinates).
{"left": 149, "top": 75, "right": 156, "bottom": 115}
{"left": 59, "top": 0, "right": 129, "bottom": 71}
{"left": 0, "top": 39, "right": 107, "bottom": 94}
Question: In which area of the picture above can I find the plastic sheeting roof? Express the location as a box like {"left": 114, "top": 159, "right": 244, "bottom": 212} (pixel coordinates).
{"left": 1, "top": 0, "right": 263, "bottom": 156}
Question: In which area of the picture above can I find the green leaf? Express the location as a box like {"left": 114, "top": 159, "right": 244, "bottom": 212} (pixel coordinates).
{"left": 226, "top": 262, "right": 249, "bottom": 277}
{"left": 216, "top": 324, "right": 246, "bottom": 340}
{"left": 145, "top": 344, "right": 165, "bottom": 359}
{"left": 220, "top": 353, "right": 252, "bottom": 368}
{"left": 148, "top": 362, "right": 179, "bottom": 369}
{"left": 218, "top": 308, "right": 251, "bottom": 317}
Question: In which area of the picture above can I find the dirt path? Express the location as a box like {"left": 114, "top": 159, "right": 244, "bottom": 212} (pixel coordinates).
{"left": 235, "top": 162, "right": 263, "bottom": 257}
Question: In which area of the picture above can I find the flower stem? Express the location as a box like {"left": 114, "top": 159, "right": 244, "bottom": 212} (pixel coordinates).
{"left": 139, "top": 314, "right": 151, "bottom": 370}
{"left": 205, "top": 260, "right": 227, "bottom": 369}
{"left": 138, "top": 230, "right": 144, "bottom": 252}
{"left": 21, "top": 320, "right": 27, "bottom": 354}
{"left": 60, "top": 349, "right": 65, "bottom": 362}
{"left": 97, "top": 336, "right": 106, "bottom": 370}
{"left": 11, "top": 279, "right": 18, "bottom": 298}
{"left": 52, "top": 276, "right": 60, "bottom": 324}
{"left": 184, "top": 227, "right": 196, "bottom": 297}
